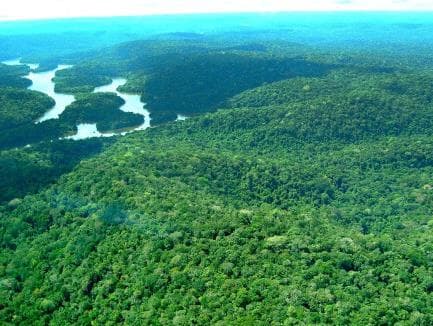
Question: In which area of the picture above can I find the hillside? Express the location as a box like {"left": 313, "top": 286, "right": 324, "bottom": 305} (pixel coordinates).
{"left": 2, "top": 14, "right": 433, "bottom": 324}
{"left": 2, "top": 55, "right": 433, "bottom": 324}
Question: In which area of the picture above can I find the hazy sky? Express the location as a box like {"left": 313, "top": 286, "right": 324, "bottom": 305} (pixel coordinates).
{"left": 1, "top": 0, "right": 432, "bottom": 21}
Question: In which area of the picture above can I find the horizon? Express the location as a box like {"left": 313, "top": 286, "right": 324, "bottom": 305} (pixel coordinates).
{"left": 1, "top": 0, "right": 433, "bottom": 22}
{"left": 1, "top": 10, "right": 433, "bottom": 24}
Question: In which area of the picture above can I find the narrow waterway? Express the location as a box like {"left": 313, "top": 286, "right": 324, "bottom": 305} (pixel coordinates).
{"left": 2, "top": 58, "right": 39, "bottom": 70}
{"left": 1, "top": 58, "right": 75, "bottom": 122}
{"left": 66, "top": 123, "right": 116, "bottom": 140}
{"left": 94, "top": 78, "right": 150, "bottom": 130}
{"left": 30, "top": 65, "right": 75, "bottom": 122}
{"left": 2, "top": 59, "right": 154, "bottom": 140}
{"left": 68, "top": 78, "right": 151, "bottom": 140}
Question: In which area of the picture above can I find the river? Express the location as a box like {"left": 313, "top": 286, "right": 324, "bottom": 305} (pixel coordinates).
{"left": 2, "top": 58, "right": 76, "bottom": 122}
{"left": 69, "top": 78, "right": 151, "bottom": 140}
{"left": 2, "top": 58, "right": 154, "bottom": 140}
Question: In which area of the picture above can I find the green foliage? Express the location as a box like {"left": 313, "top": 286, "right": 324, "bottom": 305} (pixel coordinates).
{"left": 53, "top": 65, "right": 113, "bottom": 94}
{"left": 3, "top": 26, "right": 433, "bottom": 325}
{"left": 0, "top": 87, "right": 141, "bottom": 150}
{"left": 59, "top": 92, "right": 144, "bottom": 132}
{"left": 149, "top": 111, "right": 178, "bottom": 126}
{"left": 3, "top": 72, "right": 433, "bottom": 323}
{"left": 142, "top": 52, "right": 332, "bottom": 119}
{"left": 0, "top": 138, "right": 114, "bottom": 203}
{"left": 117, "top": 73, "right": 148, "bottom": 94}
{"left": 46, "top": 39, "right": 334, "bottom": 124}
{"left": 99, "top": 202, "right": 128, "bottom": 225}
{"left": 0, "top": 119, "right": 75, "bottom": 150}
{"left": 0, "top": 87, "right": 69, "bottom": 150}
{"left": 0, "top": 64, "right": 31, "bottom": 88}
{"left": 0, "top": 88, "right": 54, "bottom": 130}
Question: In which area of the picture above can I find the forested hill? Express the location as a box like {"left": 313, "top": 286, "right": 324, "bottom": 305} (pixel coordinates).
{"left": 2, "top": 40, "right": 433, "bottom": 324}
{"left": 2, "top": 13, "right": 433, "bottom": 324}
{"left": 50, "top": 38, "right": 335, "bottom": 124}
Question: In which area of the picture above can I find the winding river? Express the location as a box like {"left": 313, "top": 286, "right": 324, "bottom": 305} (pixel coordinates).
{"left": 94, "top": 78, "right": 151, "bottom": 131}
{"left": 31, "top": 65, "right": 76, "bottom": 122}
{"left": 2, "top": 58, "right": 75, "bottom": 122}
{"left": 69, "top": 78, "right": 151, "bottom": 140}
{"left": 2, "top": 58, "right": 152, "bottom": 140}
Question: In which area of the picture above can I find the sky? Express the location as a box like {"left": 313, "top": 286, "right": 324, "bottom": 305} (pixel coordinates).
{"left": 1, "top": 0, "right": 433, "bottom": 21}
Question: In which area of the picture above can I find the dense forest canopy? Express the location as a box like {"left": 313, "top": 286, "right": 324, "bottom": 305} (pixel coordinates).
{"left": 59, "top": 93, "right": 144, "bottom": 132}
{"left": 1, "top": 12, "right": 433, "bottom": 324}
{"left": 0, "top": 88, "right": 54, "bottom": 130}
{"left": 0, "top": 64, "right": 32, "bottom": 88}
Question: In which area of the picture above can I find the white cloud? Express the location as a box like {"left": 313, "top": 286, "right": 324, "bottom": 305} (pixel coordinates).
{"left": 1, "top": 0, "right": 432, "bottom": 21}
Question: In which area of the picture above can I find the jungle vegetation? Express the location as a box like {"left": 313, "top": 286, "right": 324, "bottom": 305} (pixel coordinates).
{"left": 0, "top": 88, "right": 54, "bottom": 130}
{"left": 0, "top": 138, "right": 114, "bottom": 203}
{"left": 2, "top": 14, "right": 433, "bottom": 324}
{"left": 0, "top": 64, "right": 32, "bottom": 88}
{"left": 0, "top": 89, "right": 142, "bottom": 150}
{"left": 59, "top": 93, "right": 144, "bottom": 132}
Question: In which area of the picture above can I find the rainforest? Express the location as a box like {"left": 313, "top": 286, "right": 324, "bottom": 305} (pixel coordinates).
{"left": 1, "top": 12, "right": 433, "bottom": 325}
